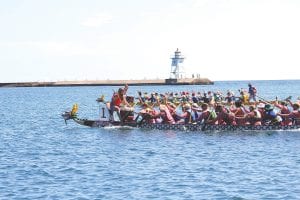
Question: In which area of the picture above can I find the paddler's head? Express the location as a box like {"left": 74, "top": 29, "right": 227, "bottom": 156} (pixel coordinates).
{"left": 118, "top": 88, "right": 124, "bottom": 95}
{"left": 264, "top": 104, "right": 274, "bottom": 111}
{"left": 215, "top": 104, "right": 223, "bottom": 113}
{"left": 249, "top": 105, "right": 255, "bottom": 111}
{"left": 235, "top": 101, "right": 242, "bottom": 107}
{"left": 280, "top": 101, "right": 287, "bottom": 106}
{"left": 183, "top": 103, "right": 191, "bottom": 110}
{"left": 201, "top": 103, "right": 208, "bottom": 110}
{"left": 292, "top": 103, "right": 300, "bottom": 110}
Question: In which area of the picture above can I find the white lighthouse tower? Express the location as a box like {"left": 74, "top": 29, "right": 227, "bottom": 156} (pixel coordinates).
{"left": 170, "top": 48, "right": 185, "bottom": 79}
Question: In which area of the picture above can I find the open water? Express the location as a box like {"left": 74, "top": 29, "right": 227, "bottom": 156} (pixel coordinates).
{"left": 1, "top": 80, "right": 300, "bottom": 199}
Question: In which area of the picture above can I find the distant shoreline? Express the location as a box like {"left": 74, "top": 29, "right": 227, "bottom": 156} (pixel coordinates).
{"left": 0, "top": 78, "right": 214, "bottom": 88}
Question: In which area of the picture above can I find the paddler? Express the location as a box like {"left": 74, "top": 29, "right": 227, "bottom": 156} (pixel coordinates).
{"left": 230, "top": 101, "right": 247, "bottom": 125}
{"left": 175, "top": 103, "right": 192, "bottom": 124}
{"left": 210, "top": 104, "right": 236, "bottom": 125}
{"left": 152, "top": 104, "right": 175, "bottom": 124}
{"left": 262, "top": 104, "right": 282, "bottom": 125}
{"left": 245, "top": 105, "right": 262, "bottom": 126}
{"left": 196, "top": 103, "right": 216, "bottom": 125}
{"left": 138, "top": 104, "right": 156, "bottom": 124}
{"left": 278, "top": 101, "right": 300, "bottom": 125}
{"left": 274, "top": 100, "right": 292, "bottom": 125}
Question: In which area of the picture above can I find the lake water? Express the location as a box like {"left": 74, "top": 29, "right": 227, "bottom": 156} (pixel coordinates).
{"left": 1, "top": 80, "right": 300, "bottom": 199}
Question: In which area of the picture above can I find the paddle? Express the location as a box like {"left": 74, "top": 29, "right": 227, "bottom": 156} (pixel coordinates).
{"left": 257, "top": 94, "right": 292, "bottom": 103}
{"left": 199, "top": 108, "right": 215, "bottom": 131}
{"left": 285, "top": 96, "right": 292, "bottom": 101}
{"left": 256, "top": 95, "right": 271, "bottom": 103}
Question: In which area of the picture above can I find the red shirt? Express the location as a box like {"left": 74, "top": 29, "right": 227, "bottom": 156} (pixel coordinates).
{"left": 112, "top": 94, "right": 122, "bottom": 107}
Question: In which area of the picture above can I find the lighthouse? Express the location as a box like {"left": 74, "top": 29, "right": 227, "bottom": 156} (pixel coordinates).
{"left": 169, "top": 48, "right": 185, "bottom": 79}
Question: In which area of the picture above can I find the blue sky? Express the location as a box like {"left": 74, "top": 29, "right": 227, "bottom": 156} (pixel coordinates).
{"left": 1, "top": 0, "right": 300, "bottom": 82}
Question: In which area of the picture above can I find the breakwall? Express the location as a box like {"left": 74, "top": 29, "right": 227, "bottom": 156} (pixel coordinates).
{"left": 0, "top": 78, "right": 213, "bottom": 87}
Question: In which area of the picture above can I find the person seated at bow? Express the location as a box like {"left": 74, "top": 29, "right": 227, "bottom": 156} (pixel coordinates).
{"left": 262, "top": 104, "right": 282, "bottom": 125}
{"left": 110, "top": 84, "right": 133, "bottom": 122}
{"left": 278, "top": 101, "right": 300, "bottom": 125}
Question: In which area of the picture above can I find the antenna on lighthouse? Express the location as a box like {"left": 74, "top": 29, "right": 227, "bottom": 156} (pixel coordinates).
{"left": 170, "top": 48, "right": 185, "bottom": 79}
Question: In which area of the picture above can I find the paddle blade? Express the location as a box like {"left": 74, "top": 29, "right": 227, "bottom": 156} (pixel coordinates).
{"left": 285, "top": 96, "right": 292, "bottom": 101}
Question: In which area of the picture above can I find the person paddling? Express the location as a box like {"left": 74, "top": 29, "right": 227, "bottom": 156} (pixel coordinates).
{"left": 262, "top": 104, "right": 282, "bottom": 125}
{"left": 175, "top": 103, "right": 192, "bottom": 124}
{"left": 196, "top": 103, "right": 216, "bottom": 125}
{"left": 210, "top": 104, "right": 236, "bottom": 125}
{"left": 230, "top": 101, "right": 247, "bottom": 125}
{"left": 152, "top": 105, "right": 175, "bottom": 124}
{"left": 278, "top": 101, "right": 300, "bottom": 125}
{"left": 274, "top": 100, "right": 292, "bottom": 125}
{"left": 245, "top": 105, "right": 262, "bottom": 126}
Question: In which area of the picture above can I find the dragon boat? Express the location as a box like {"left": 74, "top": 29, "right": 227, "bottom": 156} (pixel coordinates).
{"left": 62, "top": 104, "right": 300, "bottom": 132}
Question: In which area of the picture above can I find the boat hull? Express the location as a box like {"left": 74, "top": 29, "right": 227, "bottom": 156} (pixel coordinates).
{"left": 72, "top": 118, "right": 300, "bottom": 131}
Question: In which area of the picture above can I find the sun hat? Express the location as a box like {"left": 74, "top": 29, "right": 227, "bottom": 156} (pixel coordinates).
{"left": 264, "top": 104, "right": 274, "bottom": 111}
{"left": 249, "top": 105, "right": 255, "bottom": 111}
{"left": 293, "top": 103, "right": 300, "bottom": 109}
{"left": 192, "top": 103, "right": 199, "bottom": 108}
{"left": 257, "top": 102, "right": 265, "bottom": 109}
{"left": 183, "top": 103, "right": 191, "bottom": 109}
{"left": 201, "top": 103, "right": 208, "bottom": 108}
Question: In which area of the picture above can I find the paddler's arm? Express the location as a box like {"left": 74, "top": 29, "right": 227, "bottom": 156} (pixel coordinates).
{"left": 124, "top": 84, "right": 129, "bottom": 95}
{"left": 241, "top": 105, "right": 250, "bottom": 113}
{"left": 123, "top": 95, "right": 131, "bottom": 107}
{"left": 137, "top": 91, "right": 145, "bottom": 104}
{"left": 286, "top": 99, "right": 293, "bottom": 107}
{"left": 235, "top": 114, "right": 247, "bottom": 119}
{"left": 162, "top": 94, "right": 168, "bottom": 105}
{"left": 207, "top": 114, "right": 218, "bottom": 124}
{"left": 273, "top": 100, "right": 281, "bottom": 109}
